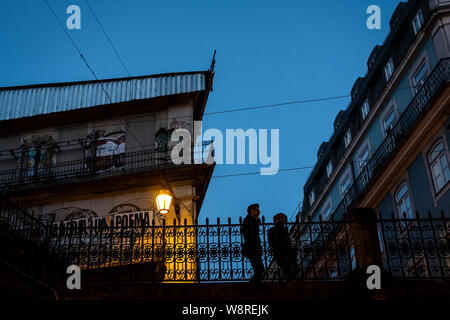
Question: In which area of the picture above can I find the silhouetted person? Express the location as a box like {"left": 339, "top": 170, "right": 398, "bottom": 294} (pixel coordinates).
{"left": 241, "top": 203, "right": 264, "bottom": 282}
{"left": 268, "top": 213, "right": 298, "bottom": 280}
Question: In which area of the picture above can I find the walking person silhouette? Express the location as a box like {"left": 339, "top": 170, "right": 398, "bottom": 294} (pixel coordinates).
{"left": 268, "top": 213, "right": 298, "bottom": 280}
{"left": 241, "top": 203, "right": 265, "bottom": 282}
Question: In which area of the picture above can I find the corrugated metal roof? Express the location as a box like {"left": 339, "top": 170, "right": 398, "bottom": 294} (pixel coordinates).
{"left": 0, "top": 72, "right": 207, "bottom": 121}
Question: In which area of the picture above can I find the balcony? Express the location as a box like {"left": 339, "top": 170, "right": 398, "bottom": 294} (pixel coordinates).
{"left": 0, "top": 142, "right": 212, "bottom": 193}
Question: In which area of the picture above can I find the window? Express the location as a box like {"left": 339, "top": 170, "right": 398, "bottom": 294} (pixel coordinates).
{"left": 309, "top": 190, "right": 315, "bottom": 205}
{"left": 412, "top": 10, "right": 424, "bottom": 35}
{"left": 340, "top": 174, "right": 351, "bottom": 196}
{"left": 383, "top": 108, "right": 397, "bottom": 134}
{"left": 326, "top": 160, "right": 333, "bottom": 178}
{"left": 395, "top": 182, "right": 414, "bottom": 219}
{"left": 350, "top": 246, "right": 356, "bottom": 270}
{"left": 344, "top": 128, "right": 352, "bottom": 148}
{"left": 412, "top": 61, "right": 428, "bottom": 93}
{"left": 377, "top": 227, "right": 384, "bottom": 255}
{"left": 428, "top": 139, "right": 450, "bottom": 193}
{"left": 321, "top": 204, "right": 332, "bottom": 221}
{"left": 359, "top": 145, "right": 370, "bottom": 170}
{"left": 384, "top": 58, "right": 395, "bottom": 81}
{"left": 330, "top": 262, "right": 338, "bottom": 279}
{"left": 361, "top": 99, "right": 370, "bottom": 121}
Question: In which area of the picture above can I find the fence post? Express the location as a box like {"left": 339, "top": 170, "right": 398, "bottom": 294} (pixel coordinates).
{"left": 344, "top": 207, "right": 392, "bottom": 299}
{"left": 346, "top": 207, "right": 383, "bottom": 269}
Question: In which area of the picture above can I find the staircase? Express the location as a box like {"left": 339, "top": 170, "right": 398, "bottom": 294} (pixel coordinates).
{"left": 0, "top": 193, "right": 62, "bottom": 299}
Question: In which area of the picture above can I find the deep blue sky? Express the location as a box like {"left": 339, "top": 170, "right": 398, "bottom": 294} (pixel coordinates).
{"left": 0, "top": 0, "right": 401, "bottom": 222}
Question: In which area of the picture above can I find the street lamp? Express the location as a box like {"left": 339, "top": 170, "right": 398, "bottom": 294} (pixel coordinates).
{"left": 156, "top": 188, "right": 172, "bottom": 215}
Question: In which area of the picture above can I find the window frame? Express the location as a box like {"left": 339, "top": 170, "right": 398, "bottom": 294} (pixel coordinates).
{"left": 379, "top": 100, "right": 399, "bottom": 138}
{"left": 427, "top": 139, "right": 450, "bottom": 194}
{"left": 344, "top": 128, "right": 352, "bottom": 148}
{"left": 309, "top": 190, "right": 315, "bottom": 205}
{"left": 384, "top": 58, "right": 395, "bottom": 81}
{"left": 394, "top": 181, "right": 415, "bottom": 220}
{"left": 361, "top": 99, "right": 370, "bottom": 121}
{"left": 321, "top": 200, "right": 332, "bottom": 221}
{"left": 412, "top": 9, "right": 424, "bottom": 35}
{"left": 350, "top": 246, "right": 356, "bottom": 270}
{"left": 412, "top": 60, "right": 429, "bottom": 93}
{"left": 421, "top": 130, "right": 450, "bottom": 207}
{"left": 326, "top": 160, "right": 333, "bottom": 178}
{"left": 340, "top": 173, "right": 351, "bottom": 198}
{"left": 383, "top": 107, "right": 397, "bottom": 134}
{"left": 357, "top": 143, "right": 371, "bottom": 172}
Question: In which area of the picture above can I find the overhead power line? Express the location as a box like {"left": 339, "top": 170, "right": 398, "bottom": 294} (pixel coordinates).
{"left": 211, "top": 166, "right": 315, "bottom": 179}
{"left": 206, "top": 95, "right": 350, "bottom": 116}
{"left": 83, "top": 0, "right": 131, "bottom": 77}
{"left": 83, "top": 0, "right": 144, "bottom": 100}
{"left": 43, "top": 0, "right": 146, "bottom": 150}
{"left": 289, "top": 200, "right": 302, "bottom": 222}
{"left": 43, "top": 0, "right": 112, "bottom": 102}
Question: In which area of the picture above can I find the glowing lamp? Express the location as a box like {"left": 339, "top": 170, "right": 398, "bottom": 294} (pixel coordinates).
{"left": 156, "top": 189, "right": 172, "bottom": 214}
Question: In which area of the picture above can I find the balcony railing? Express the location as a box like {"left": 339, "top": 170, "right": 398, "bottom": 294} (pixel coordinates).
{"left": 330, "top": 57, "right": 450, "bottom": 220}
{"left": 0, "top": 143, "right": 209, "bottom": 190}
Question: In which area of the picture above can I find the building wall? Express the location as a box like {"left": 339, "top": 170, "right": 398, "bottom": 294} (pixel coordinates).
{"left": 0, "top": 95, "right": 200, "bottom": 224}
{"left": 30, "top": 183, "right": 197, "bottom": 224}
{"left": 376, "top": 120, "right": 450, "bottom": 219}
{"left": 0, "top": 98, "right": 195, "bottom": 170}
{"left": 304, "top": 2, "right": 450, "bottom": 220}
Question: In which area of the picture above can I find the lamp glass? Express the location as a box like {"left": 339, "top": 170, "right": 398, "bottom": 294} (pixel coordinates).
{"left": 156, "top": 189, "right": 172, "bottom": 214}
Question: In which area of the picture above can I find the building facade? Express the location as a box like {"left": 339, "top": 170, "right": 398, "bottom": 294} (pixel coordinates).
{"left": 300, "top": 0, "right": 450, "bottom": 224}
{"left": 0, "top": 68, "right": 215, "bottom": 280}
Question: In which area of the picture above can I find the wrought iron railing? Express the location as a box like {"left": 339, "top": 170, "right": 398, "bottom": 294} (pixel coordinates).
{"left": 0, "top": 192, "right": 48, "bottom": 246}
{"left": 1, "top": 192, "right": 449, "bottom": 281}
{"left": 45, "top": 216, "right": 354, "bottom": 282}
{"left": 41, "top": 213, "right": 450, "bottom": 281}
{"left": 330, "top": 58, "right": 450, "bottom": 220}
{"left": 0, "top": 144, "right": 209, "bottom": 190}
{"left": 378, "top": 211, "right": 450, "bottom": 279}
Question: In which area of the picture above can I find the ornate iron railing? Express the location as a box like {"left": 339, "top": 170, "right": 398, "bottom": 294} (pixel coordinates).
{"left": 1, "top": 193, "right": 449, "bottom": 281}
{"left": 330, "top": 58, "right": 450, "bottom": 220}
{"left": 0, "top": 192, "right": 48, "bottom": 246}
{"left": 45, "top": 216, "right": 354, "bottom": 282}
{"left": 378, "top": 211, "right": 450, "bottom": 279}
{"left": 0, "top": 144, "right": 209, "bottom": 190}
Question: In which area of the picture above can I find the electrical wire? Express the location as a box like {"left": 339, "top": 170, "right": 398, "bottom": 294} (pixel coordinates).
{"left": 289, "top": 200, "right": 302, "bottom": 222}
{"left": 83, "top": 0, "right": 143, "bottom": 99}
{"left": 211, "top": 165, "right": 314, "bottom": 179}
{"left": 43, "top": 0, "right": 146, "bottom": 150}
